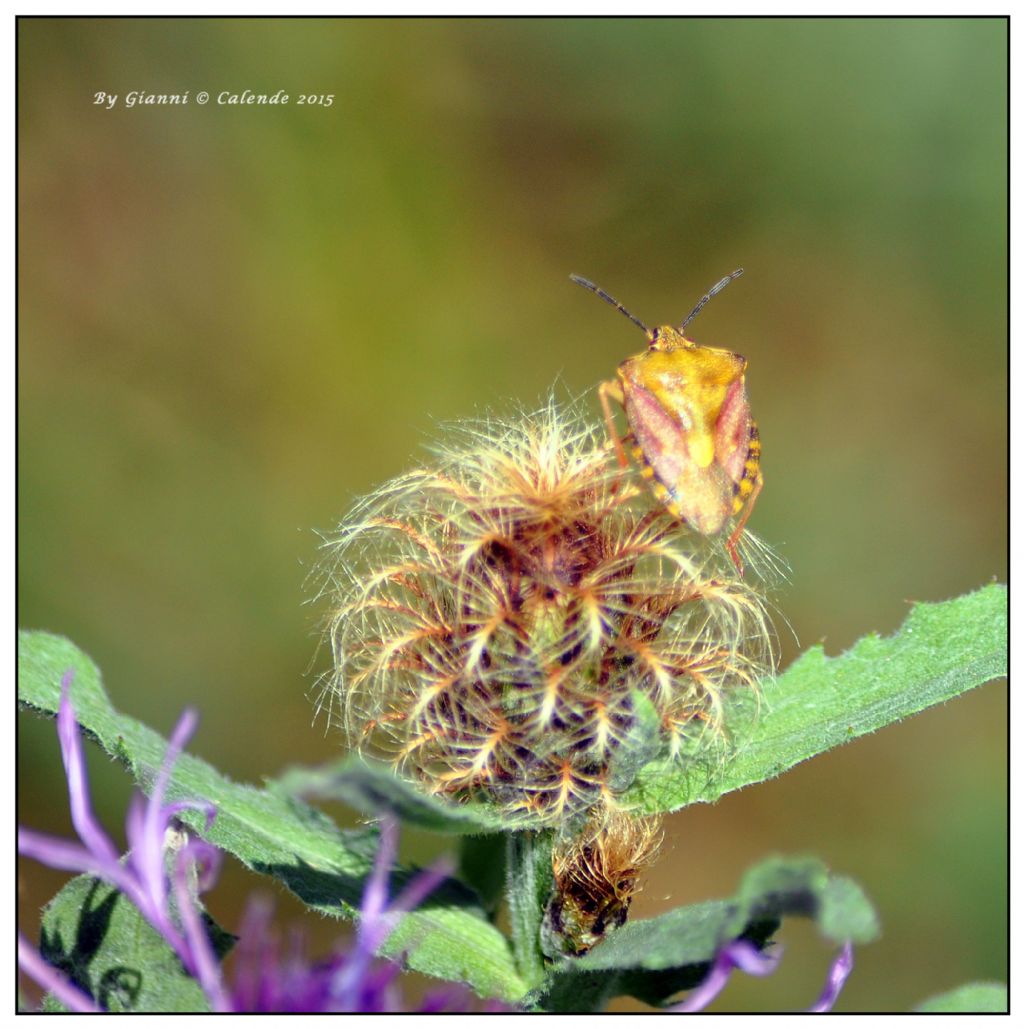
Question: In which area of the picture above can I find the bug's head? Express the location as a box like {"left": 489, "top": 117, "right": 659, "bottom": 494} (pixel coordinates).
{"left": 648, "top": 325, "right": 691, "bottom": 351}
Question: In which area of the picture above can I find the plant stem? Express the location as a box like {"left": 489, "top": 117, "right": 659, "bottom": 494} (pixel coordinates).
{"left": 505, "top": 830, "right": 554, "bottom": 989}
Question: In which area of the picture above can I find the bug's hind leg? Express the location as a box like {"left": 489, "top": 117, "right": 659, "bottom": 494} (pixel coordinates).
{"left": 726, "top": 473, "right": 762, "bottom": 576}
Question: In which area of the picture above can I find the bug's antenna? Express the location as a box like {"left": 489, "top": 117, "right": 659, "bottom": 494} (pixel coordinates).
{"left": 570, "top": 274, "right": 650, "bottom": 335}
{"left": 680, "top": 268, "right": 744, "bottom": 331}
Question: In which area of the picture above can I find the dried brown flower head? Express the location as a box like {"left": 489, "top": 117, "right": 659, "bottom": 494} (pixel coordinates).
{"left": 316, "top": 398, "right": 775, "bottom": 831}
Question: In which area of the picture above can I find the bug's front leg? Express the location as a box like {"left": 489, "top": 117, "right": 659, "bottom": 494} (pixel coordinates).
{"left": 598, "top": 379, "right": 628, "bottom": 469}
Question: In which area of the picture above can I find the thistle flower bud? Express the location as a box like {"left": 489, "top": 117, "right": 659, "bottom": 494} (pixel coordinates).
{"left": 543, "top": 811, "right": 664, "bottom": 957}
{"left": 316, "top": 397, "right": 776, "bottom": 834}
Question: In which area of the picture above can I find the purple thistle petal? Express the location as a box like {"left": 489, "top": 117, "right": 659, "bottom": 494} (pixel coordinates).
{"left": 120, "top": 797, "right": 214, "bottom": 929}
{"left": 279, "top": 924, "right": 316, "bottom": 1011}
{"left": 218, "top": 844, "right": 481, "bottom": 1012}
{"left": 387, "top": 853, "right": 456, "bottom": 922}
{"left": 17, "top": 825, "right": 155, "bottom": 942}
{"left": 359, "top": 817, "right": 398, "bottom": 928}
{"left": 808, "top": 941, "right": 854, "bottom": 1012}
{"left": 150, "top": 708, "right": 200, "bottom": 816}
{"left": 726, "top": 939, "right": 781, "bottom": 977}
{"left": 20, "top": 678, "right": 225, "bottom": 1012}
{"left": 329, "top": 817, "right": 399, "bottom": 1006}
{"left": 329, "top": 818, "right": 454, "bottom": 1011}
{"left": 329, "top": 945, "right": 374, "bottom": 1007}
{"left": 360, "top": 855, "right": 456, "bottom": 962}
{"left": 122, "top": 793, "right": 185, "bottom": 952}
{"left": 25, "top": 678, "right": 486, "bottom": 1014}
{"left": 18, "top": 827, "right": 122, "bottom": 881}
{"left": 55, "top": 670, "right": 119, "bottom": 867}
{"left": 352, "top": 954, "right": 405, "bottom": 1012}
{"left": 163, "top": 799, "right": 218, "bottom": 831}
{"left": 482, "top": 997, "right": 514, "bottom": 1012}
{"left": 418, "top": 987, "right": 477, "bottom": 1013}
{"left": 231, "top": 896, "right": 274, "bottom": 1011}
{"left": 172, "top": 841, "right": 230, "bottom": 1012}
{"left": 668, "top": 939, "right": 780, "bottom": 1013}
{"left": 134, "top": 707, "right": 199, "bottom": 923}
{"left": 18, "top": 933, "right": 101, "bottom": 1013}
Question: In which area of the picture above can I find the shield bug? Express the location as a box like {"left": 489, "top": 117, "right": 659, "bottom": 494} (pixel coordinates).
{"left": 570, "top": 269, "right": 762, "bottom": 572}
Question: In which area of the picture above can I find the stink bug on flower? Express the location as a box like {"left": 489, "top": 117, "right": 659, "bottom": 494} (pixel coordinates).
{"left": 571, "top": 269, "right": 762, "bottom": 573}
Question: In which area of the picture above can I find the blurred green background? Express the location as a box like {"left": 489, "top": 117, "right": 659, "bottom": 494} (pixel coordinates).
{"left": 18, "top": 17, "right": 1006, "bottom": 1012}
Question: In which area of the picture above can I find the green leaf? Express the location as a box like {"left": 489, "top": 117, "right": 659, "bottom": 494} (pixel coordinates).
{"left": 38, "top": 872, "right": 232, "bottom": 1013}
{"left": 913, "top": 982, "right": 1008, "bottom": 1013}
{"left": 278, "top": 755, "right": 508, "bottom": 834}
{"left": 18, "top": 630, "right": 527, "bottom": 1002}
{"left": 624, "top": 584, "right": 1007, "bottom": 814}
{"left": 530, "top": 854, "right": 878, "bottom": 1012}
